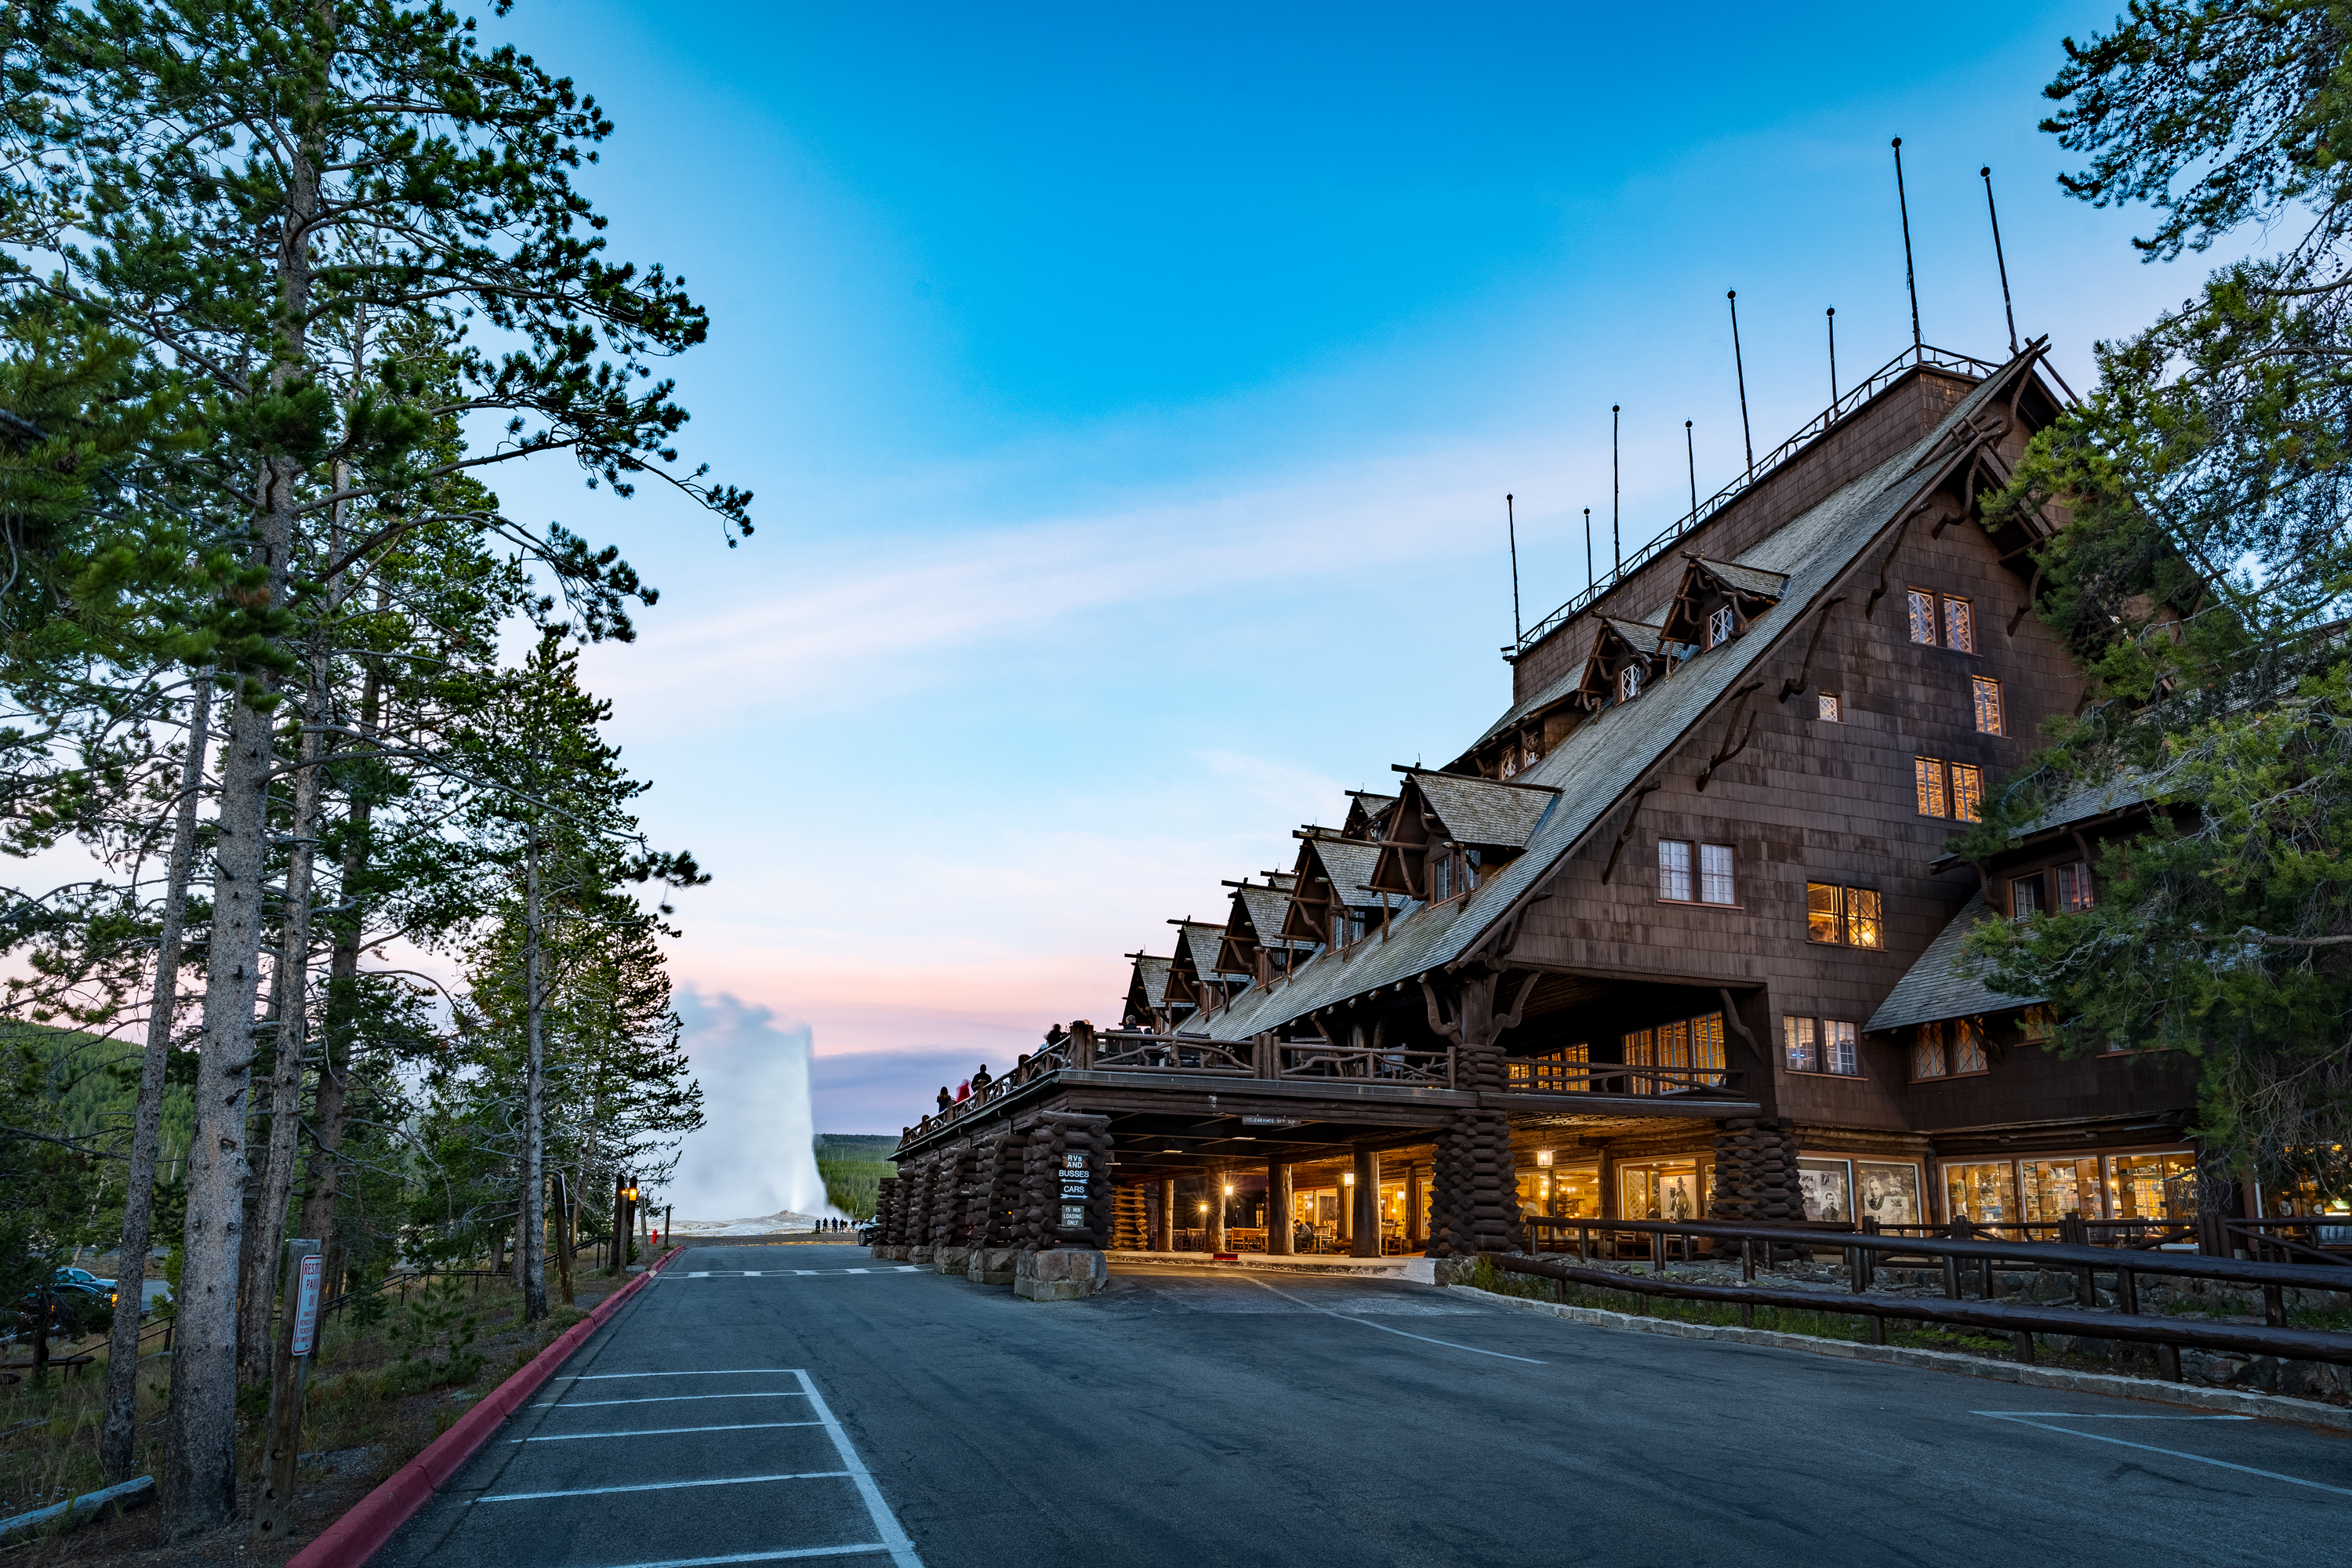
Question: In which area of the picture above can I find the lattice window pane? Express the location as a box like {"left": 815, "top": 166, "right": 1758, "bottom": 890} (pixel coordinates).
{"left": 1847, "top": 889, "right": 1883, "bottom": 949}
{"left": 1693, "top": 1012, "right": 1726, "bottom": 1075}
{"left": 1915, "top": 757, "right": 1948, "bottom": 817}
{"left": 2056, "top": 862, "right": 2094, "bottom": 913}
{"left": 1912, "top": 1022, "right": 1947, "bottom": 1080}
{"left": 1818, "top": 692, "right": 1842, "bottom": 721}
{"left": 1972, "top": 674, "right": 2004, "bottom": 735}
{"left": 1951, "top": 1017, "right": 1987, "bottom": 1073}
{"left": 1951, "top": 763, "right": 1984, "bottom": 822}
{"left": 1944, "top": 594, "right": 1976, "bottom": 653}
{"left": 1907, "top": 588, "right": 1936, "bottom": 645}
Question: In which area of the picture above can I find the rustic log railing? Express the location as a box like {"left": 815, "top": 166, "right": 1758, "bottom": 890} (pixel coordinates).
{"left": 1087, "top": 1031, "right": 1254, "bottom": 1074}
{"left": 1277, "top": 1044, "right": 1453, "bottom": 1085}
{"left": 1510, "top": 1215, "right": 2352, "bottom": 1380}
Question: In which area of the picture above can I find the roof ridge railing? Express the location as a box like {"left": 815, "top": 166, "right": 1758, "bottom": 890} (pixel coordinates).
{"left": 1511, "top": 343, "right": 2005, "bottom": 656}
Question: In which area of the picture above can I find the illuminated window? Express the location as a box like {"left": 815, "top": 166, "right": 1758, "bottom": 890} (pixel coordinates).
{"left": 1784, "top": 1015, "right": 1859, "bottom": 1075}
{"left": 1657, "top": 840, "right": 1693, "bottom": 902}
{"left": 1707, "top": 605, "right": 1736, "bottom": 648}
{"left": 1907, "top": 588, "right": 1936, "bottom": 645}
{"left": 1915, "top": 757, "right": 1948, "bottom": 818}
{"left": 1825, "top": 1020, "right": 1859, "bottom": 1075}
{"left": 1698, "top": 843, "right": 1737, "bottom": 906}
{"left": 1951, "top": 1017, "right": 1987, "bottom": 1073}
{"left": 1806, "top": 883, "right": 1843, "bottom": 944}
{"left": 1972, "top": 675, "right": 2004, "bottom": 735}
{"left": 2055, "top": 862, "right": 2094, "bottom": 913}
{"left": 1917, "top": 757, "right": 1984, "bottom": 822}
{"left": 1817, "top": 692, "right": 1842, "bottom": 722}
{"left": 1943, "top": 594, "right": 1976, "bottom": 653}
{"left": 1805, "top": 884, "right": 1881, "bottom": 948}
{"left": 1784, "top": 1015, "right": 1819, "bottom": 1072}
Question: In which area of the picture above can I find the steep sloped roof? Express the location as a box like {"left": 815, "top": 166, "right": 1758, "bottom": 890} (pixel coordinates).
{"left": 1234, "top": 884, "right": 1312, "bottom": 953}
{"left": 1192, "top": 356, "right": 2044, "bottom": 1043}
{"left": 1410, "top": 771, "right": 1559, "bottom": 851}
{"left": 1127, "top": 955, "right": 1171, "bottom": 1009}
{"left": 1865, "top": 893, "right": 2042, "bottom": 1032}
{"left": 1690, "top": 557, "right": 1791, "bottom": 598}
{"left": 1309, "top": 837, "right": 1386, "bottom": 906}
{"left": 1172, "top": 921, "right": 1243, "bottom": 983}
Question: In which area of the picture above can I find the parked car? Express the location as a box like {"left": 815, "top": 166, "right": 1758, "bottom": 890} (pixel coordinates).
{"left": 53, "top": 1268, "right": 116, "bottom": 1303}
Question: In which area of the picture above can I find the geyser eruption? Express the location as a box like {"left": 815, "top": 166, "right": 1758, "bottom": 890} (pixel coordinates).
{"left": 669, "top": 991, "right": 839, "bottom": 1221}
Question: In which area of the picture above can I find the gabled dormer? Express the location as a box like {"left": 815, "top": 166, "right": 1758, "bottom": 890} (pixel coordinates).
{"left": 1166, "top": 920, "right": 1245, "bottom": 1015}
{"left": 1341, "top": 791, "right": 1397, "bottom": 843}
{"left": 1216, "top": 875, "right": 1309, "bottom": 986}
{"left": 1573, "top": 617, "right": 1671, "bottom": 710}
{"left": 1121, "top": 951, "right": 1180, "bottom": 1033}
{"left": 1369, "top": 768, "right": 1560, "bottom": 904}
{"left": 1279, "top": 829, "right": 1392, "bottom": 951}
{"left": 1657, "top": 555, "right": 1789, "bottom": 654}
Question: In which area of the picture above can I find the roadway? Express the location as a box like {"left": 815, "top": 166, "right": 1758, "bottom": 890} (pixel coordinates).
{"left": 375, "top": 1243, "right": 2350, "bottom": 1568}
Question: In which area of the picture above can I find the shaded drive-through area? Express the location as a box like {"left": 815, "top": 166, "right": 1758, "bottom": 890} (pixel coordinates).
{"left": 376, "top": 1243, "right": 2349, "bottom": 1568}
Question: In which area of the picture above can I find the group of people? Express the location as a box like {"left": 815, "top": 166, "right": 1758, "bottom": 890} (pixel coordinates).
{"left": 936, "top": 1062, "right": 995, "bottom": 1111}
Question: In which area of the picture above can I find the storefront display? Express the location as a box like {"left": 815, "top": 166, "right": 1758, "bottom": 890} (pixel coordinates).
{"left": 1853, "top": 1161, "right": 1922, "bottom": 1227}
{"left": 1618, "top": 1160, "right": 1704, "bottom": 1221}
{"left": 2020, "top": 1158, "right": 2102, "bottom": 1224}
{"left": 2108, "top": 1151, "right": 2196, "bottom": 1221}
{"left": 1515, "top": 1161, "right": 1602, "bottom": 1218}
{"left": 1944, "top": 1160, "right": 2018, "bottom": 1226}
{"left": 1797, "top": 1158, "right": 1852, "bottom": 1221}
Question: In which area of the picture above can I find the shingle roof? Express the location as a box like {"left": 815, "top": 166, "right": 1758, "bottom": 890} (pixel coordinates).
{"left": 1864, "top": 893, "right": 2043, "bottom": 1033}
{"left": 1309, "top": 838, "right": 1387, "bottom": 906}
{"left": 1410, "top": 771, "right": 1559, "bottom": 852}
{"left": 1173, "top": 921, "right": 1243, "bottom": 982}
{"left": 1235, "top": 884, "right": 1311, "bottom": 953}
{"left": 1599, "top": 617, "right": 1668, "bottom": 655}
{"left": 1690, "top": 557, "right": 1791, "bottom": 599}
{"left": 1127, "top": 955, "right": 1171, "bottom": 1009}
{"left": 1190, "top": 356, "right": 2045, "bottom": 1043}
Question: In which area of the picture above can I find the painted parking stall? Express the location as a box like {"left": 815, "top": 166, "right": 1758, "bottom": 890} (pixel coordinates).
{"left": 376, "top": 1252, "right": 922, "bottom": 1568}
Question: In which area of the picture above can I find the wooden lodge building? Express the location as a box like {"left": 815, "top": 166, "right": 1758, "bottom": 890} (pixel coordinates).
{"left": 872, "top": 340, "right": 2205, "bottom": 1273}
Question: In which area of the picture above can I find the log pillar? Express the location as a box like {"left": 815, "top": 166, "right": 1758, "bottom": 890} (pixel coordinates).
{"left": 1209, "top": 1164, "right": 1229, "bottom": 1253}
{"left": 1421, "top": 966, "right": 1532, "bottom": 1257}
{"left": 1268, "top": 1161, "right": 1294, "bottom": 1255}
{"left": 1159, "top": 1178, "right": 1176, "bottom": 1253}
{"left": 1337, "top": 1171, "right": 1354, "bottom": 1244}
{"left": 1406, "top": 1163, "right": 1424, "bottom": 1249}
{"left": 1352, "top": 1147, "right": 1381, "bottom": 1258}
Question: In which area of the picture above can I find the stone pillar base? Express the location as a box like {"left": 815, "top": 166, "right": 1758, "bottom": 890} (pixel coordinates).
{"left": 1013, "top": 1247, "right": 1107, "bottom": 1301}
{"left": 908, "top": 1246, "right": 934, "bottom": 1265}
{"left": 967, "top": 1247, "right": 1021, "bottom": 1286}
{"left": 932, "top": 1246, "right": 971, "bottom": 1276}
{"left": 868, "top": 1244, "right": 902, "bottom": 1261}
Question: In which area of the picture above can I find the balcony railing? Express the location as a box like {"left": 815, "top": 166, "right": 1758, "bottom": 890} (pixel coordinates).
{"left": 1504, "top": 1062, "right": 1742, "bottom": 1097}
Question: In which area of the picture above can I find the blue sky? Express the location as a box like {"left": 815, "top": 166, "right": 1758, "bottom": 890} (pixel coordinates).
{"left": 472, "top": 2, "right": 2209, "bottom": 1138}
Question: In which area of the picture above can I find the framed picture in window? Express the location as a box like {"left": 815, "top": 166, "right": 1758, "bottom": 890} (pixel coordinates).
{"left": 1798, "top": 1158, "right": 1852, "bottom": 1222}
{"left": 1854, "top": 1162, "right": 1922, "bottom": 1227}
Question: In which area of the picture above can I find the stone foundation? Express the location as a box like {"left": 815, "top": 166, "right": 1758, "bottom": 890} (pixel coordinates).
{"left": 967, "top": 1247, "right": 1022, "bottom": 1286}
{"left": 908, "top": 1246, "right": 933, "bottom": 1265}
{"left": 1014, "top": 1247, "right": 1108, "bottom": 1301}
{"left": 932, "top": 1246, "right": 971, "bottom": 1276}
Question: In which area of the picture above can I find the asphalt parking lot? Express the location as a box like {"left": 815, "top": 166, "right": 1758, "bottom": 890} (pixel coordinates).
{"left": 375, "top": 1244, "right": 2351, "bottom": 1568}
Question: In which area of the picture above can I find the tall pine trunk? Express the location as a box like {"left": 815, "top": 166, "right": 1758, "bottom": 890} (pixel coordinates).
{"left": 520, "top": 835, "right": 547, "bottom": 1320}
{"left": 165, "top": 122, "right": 313, "bottom": 1530}
{"left": 238, "top": 635, "right": 329, "bottom": 1382}
{"left": 100, "top": 670, "right": 213, "bottom": 1483}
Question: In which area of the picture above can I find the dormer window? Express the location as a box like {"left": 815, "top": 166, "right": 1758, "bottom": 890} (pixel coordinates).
{"left": 1706, "top": 605, "right": 1736, "bottom": 648}
{"left": 1619, "top": 665, "right": 1642, "bottom": 702}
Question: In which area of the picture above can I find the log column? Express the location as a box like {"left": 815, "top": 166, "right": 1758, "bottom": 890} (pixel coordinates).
{"left": 1406, "top": 1163, "right": 1424, "bottom": 1250}
{"left": 1351, "top": 1148, "right": 1381, "bottom": 1257}
{"left": 1421, "top": 965, "right": 1534, "bottom": 1257}
{"left": 1268, "top": 1160, "right": 1294, "bottom": 1255}
{"left": 1337, "top": 1171, "right": 1353, "bottom": 1245}
{"left": 1158, "top": 1179, "right": 1176, "bottom": 1253}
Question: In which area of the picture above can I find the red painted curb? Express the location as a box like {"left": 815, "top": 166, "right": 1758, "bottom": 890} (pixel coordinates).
{"left": 288, "top": 1249, "right": 684, "bottom": 1568}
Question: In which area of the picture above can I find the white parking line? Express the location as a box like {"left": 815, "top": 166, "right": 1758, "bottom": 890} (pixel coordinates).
{"left": 1975, "top": 1412, "right": 2352, "bottom": 1497}
{"left": 795, "top": 1371, "right": 924, "bottom": 1568}
{"left": 514, "top": 1421, "right": 822, "bottom": 1443}
{"left": 533, "top": 1392, "right": 811, "bottom": 1410}
{"left": 608, "top": 1545, "right": 892, "bottom": 1566}
{"left": 1246, "top": 1279, "right": 1547, "bottom": 1365}
{"left": 562, "top": 1370, "right": 804, "bottom": 1381}
{"left": 481, "top": 1470, "right": 849, "bottom": 1503}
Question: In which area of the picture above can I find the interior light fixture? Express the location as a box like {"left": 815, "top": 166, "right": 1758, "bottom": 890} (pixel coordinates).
{"left": 1537, "top": 1149, "right": 1555, "bottom": 1167}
